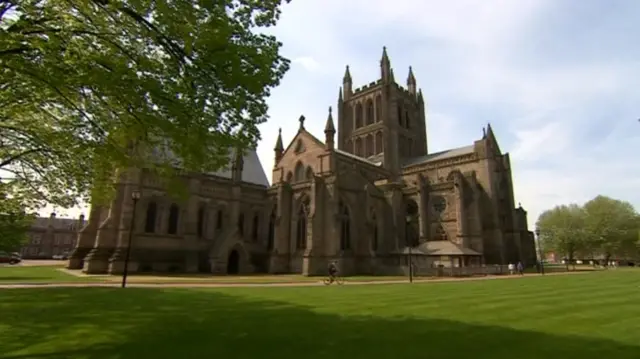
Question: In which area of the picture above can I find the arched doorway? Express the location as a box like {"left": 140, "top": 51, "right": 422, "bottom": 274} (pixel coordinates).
{"left": 227, "top": 250, "right": 240, "bottom": 274}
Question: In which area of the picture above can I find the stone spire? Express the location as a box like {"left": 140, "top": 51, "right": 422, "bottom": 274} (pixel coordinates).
{"left": 324, "top": 106, "right": 336, "bottom": 150}
{"left": 343, "top": 65, "right": 352, "bottom": 99}
{"left": 407, "top": 66, "right": 416, "bottom": 95}
{"left": 380, "top": 46, "right": 392, "bottom": 82}
{"left": 274, "top": 128, "right": 283, "bottom": 164}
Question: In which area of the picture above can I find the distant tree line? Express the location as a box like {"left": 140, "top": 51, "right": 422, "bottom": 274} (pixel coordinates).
{"left": 536, "top": 195, "right": 640, "bottom": 264}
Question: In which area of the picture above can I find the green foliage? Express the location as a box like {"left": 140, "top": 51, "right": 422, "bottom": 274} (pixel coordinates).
{"left": 536, "top": 204, "right": 587, "bottom": 260}
{"left": 0, "top": 188, "right": 33, "bottom": 251}
{"left": 536, "top": 195, "right": 640, "bottom": 260}
{"left": 0, "top": 0, "right": 291, "bottom": 209}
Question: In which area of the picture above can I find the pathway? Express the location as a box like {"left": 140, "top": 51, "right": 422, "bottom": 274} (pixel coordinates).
{"left": 0, "top": 271, "right": 592, "bottom": 289}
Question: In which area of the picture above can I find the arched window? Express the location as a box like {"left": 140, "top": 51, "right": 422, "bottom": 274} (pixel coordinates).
{"left": 375, "top": 131, "right": 383, "bottom": 154}
{"left": 296, "top": 202, "right": 307, "bottom": 250}
{"left": 355, "top": 103, "right": 364, "bottom": 128}
{"left": 365, "top": 134, "right": 374, "bottom": 157}
{"left": 405, "top": 200, "right": 419, "bottom": 247}
{"left": 267, "top": 210, "right": 276, "bottom": 250}
{"left": 372, "top": 212, "right": 379, "bottom": 252}
{"left": 197, "top": 206, "right": 206, "bottom": 238}
{"left": 294, "top": 161, "right": 305, "bottom": 182}
{"left": 167, "top": 204, "right": 179, "bottom": 235}
{"left": 375, "top": 95, "right": 382, "bottom": 122}
{"left": 216, "top": 209, "right": 223, "bottom": 230}
{"left": 305, "top": 166, "right": 314, "bottom": 180}
{"left": 252, "top": 213, "right": 259, "bottom": 242}
{"left": 339, "top": 201, "right": 351, "bottom": 250}
{"left": 366, "top": 99, "right": 374, "bottom": 125}
{"left": 144, "top": 201, "right": 157, "bottom": 233}
{"left": 397, "top": 105, "right": 403, "bottom": 126}
{"left": 405, "top": 110, "right": 410, "bottom": 129}
{"left": 237, "top": 213, "right": 245, "bottom": 236}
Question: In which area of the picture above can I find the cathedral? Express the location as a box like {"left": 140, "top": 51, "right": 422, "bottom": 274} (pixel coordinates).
{"left": 68, "top": 48, "right": 536, "bottom": 276}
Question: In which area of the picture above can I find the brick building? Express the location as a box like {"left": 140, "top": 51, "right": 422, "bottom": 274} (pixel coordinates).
{"left": 22, "top": 213, "right": 84, "bottom": 259}
{"left": 69, "top": 48, "right": 536, "bottom": 275}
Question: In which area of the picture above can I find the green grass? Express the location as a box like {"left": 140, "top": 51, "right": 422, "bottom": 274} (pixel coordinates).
{"left": 0, "top": 266, "right": 102, "bottom": 283}
{"left": 1, "top": 270, "right": 639, "bottom": 359}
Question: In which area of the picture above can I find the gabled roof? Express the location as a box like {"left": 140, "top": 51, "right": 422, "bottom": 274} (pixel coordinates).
{"left": 150, "top": 143, "right": 269, "bottom": 187}
{"left": 395, "top": 241, "right": 482, "bottom": 256}
{"left": 402, "top": 145, "right": 475, "bottom": 167}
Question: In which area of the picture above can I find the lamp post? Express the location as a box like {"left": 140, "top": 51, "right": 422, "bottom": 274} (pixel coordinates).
{"left": 122, "top": 189, "right": 141, "bottom": 288}
{"left": 406, "top": 214, "right": 414, "bottom": 283}
{"left": 535, "top": 228, "right": 545, "bottom": 275}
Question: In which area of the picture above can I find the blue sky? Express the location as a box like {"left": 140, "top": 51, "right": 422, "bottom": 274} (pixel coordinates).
{"left": 50, "top": 0, "right": 640, "bottom": 229}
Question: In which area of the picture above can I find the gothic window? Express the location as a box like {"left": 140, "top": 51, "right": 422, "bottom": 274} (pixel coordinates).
{"left": 366, "top": 98, "right": 374, "bottom": 125}
{"left": 375, "top": 95, "right": 382, "bottom": 122}
{"left": 294, "top": 161, "right": 305, "bottom": 182}
{"left": 294, "top": 139, "right": 305, "bottom": 153}
{"left": 144, "top": 201, "right": 157, "bottom": 233}
{"left": 339, "top": 201, "right": 351, "bottom": 250}
{"left": 432, "top": 195, "right": 447, "bottom": 214}
{"left": 405, "top": 200, "right": 419, "bottom": 247}
{"left": 305, "top": 166, "right": 314, "bottom": 180}
{"left": 375, "top": 131, "right": 383, "bottom": 154}
{"left": 167, "top": 204, "right": 179, "bottom": 235}
{"left": 237, "top": 213, "right": 245, "bottom": 236}
{"left": 251, "top": 213, "right": 259, "bottom": 242}
{"left": 216, "top": 209, "right": 223, "bottom": 230}
{"left": 405, "top": 110, "right": 410, "bottom": 129}
{"left": 355, "top": 103, "right": 364, "bottom": 128}
{"left": 354, "top": 137, "right": 363, "bottom": 157}
{"left": 365, "top": 134, "right": 374, "bottom": 157}
{"left": 267, "top": 210, "right": 276, "bottom": 250}
{"left": 197, "top": 205, "right": 206, "bottom": 238}
{"left": 296, "top": 202, "right": 307, "bottom": 250}
{"left": 372, "top": 212, "right": 379, "bottom": 252}
{"left": 397, "top": 104, "right": 403, "bottom": 127}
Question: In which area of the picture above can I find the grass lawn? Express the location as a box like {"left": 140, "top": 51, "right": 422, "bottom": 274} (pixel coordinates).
{"left": 1, "top": 270, "right": 639, "bottom": 359}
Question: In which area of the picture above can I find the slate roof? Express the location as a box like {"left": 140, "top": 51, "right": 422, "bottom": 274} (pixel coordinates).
{"left": 403, "top": 144, "right": 475, "bottom": 167}
{"left": 395, "top": 241, "right": 482, "bottom": 256}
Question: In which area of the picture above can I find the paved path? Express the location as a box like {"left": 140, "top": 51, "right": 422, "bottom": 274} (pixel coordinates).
{"left": 0, "top": 271, "right": 592, "bottom": 289}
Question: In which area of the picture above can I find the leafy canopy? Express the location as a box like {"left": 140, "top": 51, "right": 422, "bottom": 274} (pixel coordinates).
{"left": 0, "top": 0, "right": 291, "bottom": 209}
{"left": 536, "top": 195, "right": 639, "bottom": 260}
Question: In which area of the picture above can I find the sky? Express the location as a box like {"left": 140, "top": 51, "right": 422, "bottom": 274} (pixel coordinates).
{"left": 48, "top": 0, "right": 640, "bottom": 230}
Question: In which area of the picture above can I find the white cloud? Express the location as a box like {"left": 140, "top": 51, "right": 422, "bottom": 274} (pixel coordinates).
{"left": 291, "top": 56, "right": 321, "bottom": 72}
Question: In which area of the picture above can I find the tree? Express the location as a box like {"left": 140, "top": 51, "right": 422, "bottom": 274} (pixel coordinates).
{"left": 536, "top": 204, "right": 587, "bottom": 266}
{"left": 1, "top": 0, "right": 291, "bottom": 210}
{"left": 583, "top": 195, "right": 639, "bottom": 262}
{"left": 0, "top": 188, "right": 33, "bottom": 251}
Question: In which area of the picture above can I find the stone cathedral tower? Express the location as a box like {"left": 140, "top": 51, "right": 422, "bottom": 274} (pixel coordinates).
{"left": 337, "top": 47, "right": 428, "bottom": 177}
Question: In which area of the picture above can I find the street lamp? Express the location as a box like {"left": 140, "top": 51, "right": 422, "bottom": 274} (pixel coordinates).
{"left": 406, "top": 214, "right": 414, "bottom": 283}
{"left": 535, "top": 228, "right": 545, "bottom": 275}
{"left": 122, "top": 189, "right": 141, "bottom": 288}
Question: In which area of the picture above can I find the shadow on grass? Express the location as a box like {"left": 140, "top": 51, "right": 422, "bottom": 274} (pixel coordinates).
{"left": 0, "top": 288, "right": 637, "bottom": 359}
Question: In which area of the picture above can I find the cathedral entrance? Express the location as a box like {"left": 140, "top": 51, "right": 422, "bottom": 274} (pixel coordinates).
{"left": 226, "top": 250, "right": 240, "bottom": 274}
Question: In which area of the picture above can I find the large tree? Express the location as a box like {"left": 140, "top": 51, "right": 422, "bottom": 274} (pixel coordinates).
{"left": 0, "top": 0, "right": 290, "bottom": 209}
{"left": 583, "top": 195, "right": 639, "bottom": 262}
{"left": 0, "top": 185, "right": 34, "bottom": 251}
{"left": 536, "top": 204, "right": 587, "bottom": 264}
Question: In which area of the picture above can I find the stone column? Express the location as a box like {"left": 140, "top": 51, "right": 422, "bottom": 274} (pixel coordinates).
{"left": 268, "top": 185, "right": 292, "bottom": 273}
{"left": 83, "top": 170, "right": 128, "bottom": 274}
{"left": 68, "top": 205, "right": 102, "bottom": 269}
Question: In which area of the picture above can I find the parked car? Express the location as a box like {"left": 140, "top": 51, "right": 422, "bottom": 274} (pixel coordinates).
{"left": 52, "top": 252, "right": 69, "bottom": 260}
{"left": 0, "top": 251, "right": 22, "bottom": 265}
